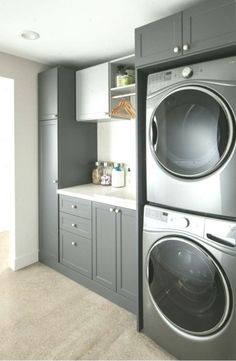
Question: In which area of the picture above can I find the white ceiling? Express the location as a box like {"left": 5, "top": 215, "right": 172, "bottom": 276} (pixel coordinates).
{"left": 0, "top": 0, "right": 205, "bottom": 68}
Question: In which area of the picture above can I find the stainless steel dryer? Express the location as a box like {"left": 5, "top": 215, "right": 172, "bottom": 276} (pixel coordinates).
{"left": 143, "top": 205, "right": 236, "bottom": 360}
{"left": 146, "top": 55, "right": 236, "bottom": 218}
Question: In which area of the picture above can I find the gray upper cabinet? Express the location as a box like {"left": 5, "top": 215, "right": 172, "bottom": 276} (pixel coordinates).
{"left": 117, "top": 208, "right": 137, "bottom": 302}
{"left": 135, "top": 13, "right": 182, "bottom": 67}
{"left": 182, "top": 0, "right": 236, "bottom": 56}
{"left": 135, "top": 0, "right": 236, "bottom": 67}
{"left": 38, "top": 67, "right": 97, "bottom": 266}
{"left": 93, "top": 202, "right": 116, "bottom": 290}
{"left": 38, "top": 67, "right": 58, "bottom": 120}
{"left": 76, "top": 63, "right": 110, "bottom": 121}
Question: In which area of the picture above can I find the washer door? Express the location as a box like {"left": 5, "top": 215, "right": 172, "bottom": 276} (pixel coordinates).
{"left": 147, "top": 237, "right": 231, "bottom": 336}
{"left": 150, "top": 86, "right": 234, "bottom": 178}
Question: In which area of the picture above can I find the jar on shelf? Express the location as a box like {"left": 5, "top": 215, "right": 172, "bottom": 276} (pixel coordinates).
{"left": 125, "top": 68, "right": 135, "bottom": 84}
{"left": 116, "top": 66, "right": 125, "bottom": 87}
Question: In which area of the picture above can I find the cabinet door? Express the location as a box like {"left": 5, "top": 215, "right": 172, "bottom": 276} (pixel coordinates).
{"left": 76, "top": 63, "right": 110, "bottom": 121}
{"left": 39, "top": 120, "right": 58, "bottom": 262}
{"left": 38, "top": 68, "right": 58, "bottom": 120}
{"left": 135, "top": 13, "right": 182, "bottom": 67}
{"left": 93, "top": 202, "right": 116, "bottom": 290}
{"left": 117, "top": 208, "right": 137, "bottom": 301}
{"left": 183, "top": 0, "right": 236, "bottom": 56}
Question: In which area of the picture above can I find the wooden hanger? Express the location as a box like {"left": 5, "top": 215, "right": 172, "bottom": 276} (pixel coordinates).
{"left": 110, "top": 99, "right": 136, "bottom": 119}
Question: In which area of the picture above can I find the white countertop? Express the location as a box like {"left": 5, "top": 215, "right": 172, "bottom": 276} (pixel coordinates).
{"left": 57, "top": 184, "right": 136, "bottom": 210}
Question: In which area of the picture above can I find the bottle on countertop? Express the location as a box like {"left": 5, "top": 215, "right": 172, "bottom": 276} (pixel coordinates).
{"left": 101, "top": 162, "right": 111, "bottom": 186}
{"left": 112, "top": 163, "right": 125, "bottom": 188}
{"left": 92, "top": 161, "right": 103, "bottom": 185}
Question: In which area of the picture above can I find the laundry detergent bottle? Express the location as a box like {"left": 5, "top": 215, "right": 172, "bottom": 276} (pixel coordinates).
{"left": 112, "top": 163, "right": 125, "bottom": 188}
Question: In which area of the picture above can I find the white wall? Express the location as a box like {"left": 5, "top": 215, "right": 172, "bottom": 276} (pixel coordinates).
{"left": 0, "top": 77, "right": 14, "bottom": 232}
{"left": 0, "top": 52, "right": 47, "bottom": 270}
{"left": 97, "top": 120, "right": 136, "bottom": 177}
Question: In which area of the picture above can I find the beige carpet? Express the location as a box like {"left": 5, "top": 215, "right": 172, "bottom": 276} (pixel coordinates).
{"left": 0, "top": 232, "right": 174, "bottom": 360}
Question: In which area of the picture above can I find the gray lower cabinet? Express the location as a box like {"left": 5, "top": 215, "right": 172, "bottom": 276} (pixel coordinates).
{"left": 93, "top": 202, "right": 117, "bottom": 290}
{"left": 60, "top": 231, "right": 92, "bottom": 278}
{"left": 93, "top": 202, "right": 137, "bottom": 301}
{"left": 117, "top": 208, "right": 137, "bottom": 302}
{"left": 59, "top": 196, "right": 92, "bottom": 279}
{"left": 135, "top": 0, "right": 236, "bottom": 67}
{"left": 58, "top": 196, "right": 137, "bottom": 313}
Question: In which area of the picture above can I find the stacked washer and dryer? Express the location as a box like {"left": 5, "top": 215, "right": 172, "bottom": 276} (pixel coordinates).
{"left": 143, "top": 55, "right": 236, "bottom": 359}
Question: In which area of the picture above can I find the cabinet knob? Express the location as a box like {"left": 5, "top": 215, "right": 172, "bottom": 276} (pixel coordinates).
{"left": 115, "top": 209, "right": 120, "bottom": 214}
{"left": 71, "top": 204, "right": 77, "bottom": 209}
{"left": 173, "top": 46, "right": 180, "bottom": 54}
{"left": 109, "top": 208, "right": 114, "bottom": 213}
{"left": 72, "top": 242, "right": 77, "bottom": 246}
{"left": 52, "top": 180, "right": 58, "bottom": 184}
{"left": 71, "top": 223, "right": 77, "bottom": 228}
{"left": 183, "top": 44, "right": 190, "bottom": 51}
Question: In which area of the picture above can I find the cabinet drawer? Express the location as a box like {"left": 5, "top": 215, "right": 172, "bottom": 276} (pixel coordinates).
{"left": 60, "top": 213, "right": 91, "bottom": 239}
{"left": 60, "top": 195, "right": 91, "bottom": 219}
{"left": 60, "top": 230, "right": 92, "bottom": 278}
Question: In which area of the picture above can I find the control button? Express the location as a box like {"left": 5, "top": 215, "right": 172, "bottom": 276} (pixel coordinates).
{"left": 182, "top": 67, "right": 193, "bottom": 79}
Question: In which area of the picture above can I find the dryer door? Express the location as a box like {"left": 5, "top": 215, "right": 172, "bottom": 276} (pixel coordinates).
{"left": 147, "top": 237, "right": 231, "bottom": 335}
{"left": 150, "top": 86, "right": 234, "bottom": 178}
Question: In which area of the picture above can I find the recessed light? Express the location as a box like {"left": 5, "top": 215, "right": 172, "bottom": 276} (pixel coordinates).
{"left": 21, "top": 31, "right": 40, "bottom": 40}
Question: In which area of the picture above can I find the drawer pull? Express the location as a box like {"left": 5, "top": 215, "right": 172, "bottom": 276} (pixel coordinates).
{"left": 71, "top": 204, "right": 77, "bottom": 209}
{"left": 71, "top": 241, "right": 77, "bottom": 246}
{"left": 109, "top": 208, "right": 114, "bottom": 213}
{"left": 115, "top": 209, "right": 120, "bottom": 214}
{"left": 71, "top": 223, "right": 77, "bottom": 228}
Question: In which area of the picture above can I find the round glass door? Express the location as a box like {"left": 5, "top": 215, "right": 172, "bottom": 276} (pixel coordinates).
{"left": 147, "top": 237, "right": 231, "bottom": 335}
{"left": 150, "top": 86, "right": 234, "bottom": 178}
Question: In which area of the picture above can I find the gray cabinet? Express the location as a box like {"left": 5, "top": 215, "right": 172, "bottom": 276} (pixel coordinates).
{"left": 38, "top": 67, "right": 97, "bottom": 266}
{"left": 93, "top": 202, "right": 137, "bottom": 300}
{"left": 38, "top": 67, "right": 58, "bottom": 120}
{"left": 60, "top": 231, "right": 92, "bottom": 278}
{"left": 59, "top": 195, "right": 92, "bottom": 278}
{"left": 39, "top": 120, "right": 58, "bottom": 262}
{"left": 117, "top": 208, "right": 137, "bottom": 302}
{"left": 135, "top": 13, "right": 182, "bottom": 67}
{"left": 93, "top": 202, "right": 116, "bottom": 290}
{"left": 135, "top": 0, "right": 236, "bottom": 67}
{"left": 182, "top": 0, "right": 236, "bottom": 56}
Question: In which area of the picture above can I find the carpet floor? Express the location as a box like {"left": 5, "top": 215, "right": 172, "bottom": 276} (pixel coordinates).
{"left": 0, "top": 232, "right": 174, "bottom": 360}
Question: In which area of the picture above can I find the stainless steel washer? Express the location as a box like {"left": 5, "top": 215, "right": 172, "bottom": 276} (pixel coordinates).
{"left": 143, "top": 205, "right": 236, "bottom": 360}
{"left": 146, "top": 55, "right": 236, "bottom": 218}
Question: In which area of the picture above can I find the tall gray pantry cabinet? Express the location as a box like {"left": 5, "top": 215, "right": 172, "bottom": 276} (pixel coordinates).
{"left": 38, "top": 66, "right": 97, "bottom": 266}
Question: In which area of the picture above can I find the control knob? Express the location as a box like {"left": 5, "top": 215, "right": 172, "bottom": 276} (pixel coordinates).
{"left": 182, "top": 67, "right": 193, "bottom": 79}
{"left": 174, "top": 217, "right": 190, "bottom": 229}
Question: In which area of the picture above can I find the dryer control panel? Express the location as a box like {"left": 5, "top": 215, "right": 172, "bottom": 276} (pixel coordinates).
{"left": 143, "top": 205, "right": 204, "bottom": 237}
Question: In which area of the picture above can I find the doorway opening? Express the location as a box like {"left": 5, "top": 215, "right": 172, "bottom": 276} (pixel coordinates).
{"left": 0, "top": 76, "right": 14, "bottom": 272}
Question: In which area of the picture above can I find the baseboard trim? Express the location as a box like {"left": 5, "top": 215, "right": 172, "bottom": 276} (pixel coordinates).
{"left": 11, "top": 251, "right": 39, "bottom": 271}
